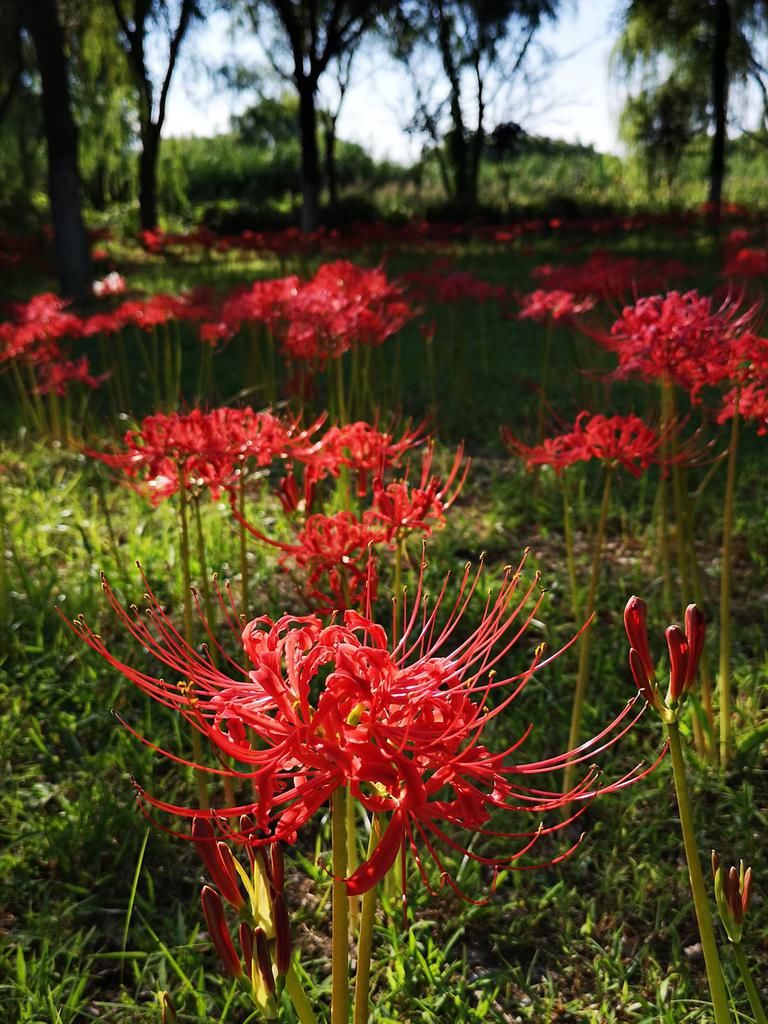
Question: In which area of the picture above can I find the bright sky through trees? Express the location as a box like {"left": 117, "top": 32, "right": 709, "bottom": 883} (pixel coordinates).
{"left": 162, "top": 0, "right": 621, "bottom": 159}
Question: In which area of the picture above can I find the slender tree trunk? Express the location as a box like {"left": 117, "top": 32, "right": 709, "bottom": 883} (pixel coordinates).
{"left": 139, "top": 124, "right": 160, "bottom": 231}
{"left": 298, "top": 79, "right": 321, "bottom": 232}
{"left": 709, "top": 0, "right": 731, "bottom": 226}
{"left": 324, "top": 118, "right": 339, "bottom": 208}
{"left": 24, "top": 0, "right": 91, "bottom": 301}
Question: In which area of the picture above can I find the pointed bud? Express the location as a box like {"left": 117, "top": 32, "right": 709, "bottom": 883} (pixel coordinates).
{"left": 239, "top": 921, "right": 254, "bottom": 977}
{"left": 683, "top": 604, "right": 705, "bottom": 690}
{"left": 201, "top": 886, "right": 243, "bottom": 977}
{"left": 254, "top": 926, "right": 275, "bottom": 995}
{"left": 272, "top": 892, "right": 292, "bottom": 976}
{"left": 270, "top": 842, "right": 285, "bottom": 893}
{"left": 665, "top": 625, "right": 690, "bottom": 704}
{"left": 624, "top": 597, "right": 654, "bottom": 681}
{"left": 191, "top": 819, "right": 244, "bottom": 910}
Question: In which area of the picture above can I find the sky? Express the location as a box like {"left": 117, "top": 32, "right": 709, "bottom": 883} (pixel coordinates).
{"left": 163, "top": 1, "right": 625, "bottom": 162}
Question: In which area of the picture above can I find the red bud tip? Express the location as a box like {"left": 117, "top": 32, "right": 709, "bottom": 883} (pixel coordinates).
{"left": 254, "top": 927, "right": 275, "bottom": 995}
{"left": 726, "top": 866, "right": 742, "bottom": 923}
{"left": 683, "top": 604, "right": 705, "bottom": 688}
{"left": 624, "top": 597, "right": 654, "bottom": 681}
{"left": 201, "top": 886, "right": 242, "bottom": 978}
{"left": 665, "top": 625, "right": 690, "bottom": 704}
{"left": 216, "top": 841, "right": 246, "bottom": 909}
{"left": 711, "top": 850, "right": 720, "bottom": 878}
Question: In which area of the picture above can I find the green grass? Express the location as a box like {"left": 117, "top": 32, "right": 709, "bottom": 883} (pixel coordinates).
{"left": 1, "top": 223, "right": 766, "bottom": 1023}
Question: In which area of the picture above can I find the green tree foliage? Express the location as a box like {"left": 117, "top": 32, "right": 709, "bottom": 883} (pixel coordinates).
{"left": 614, "top": 0, "right": 768, "bottom": 213}
{"left": 389, "top": 0, "right": 559, "bottom": 209}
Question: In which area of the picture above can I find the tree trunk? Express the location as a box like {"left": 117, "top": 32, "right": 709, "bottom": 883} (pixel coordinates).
{"left": 709, "top": 0, "right": 731, "bottom": 226}
{"left": 23, "top": 0, "right": 91, "bottom": 301}
{"left": 324, "top": 118, "right": 339, "bottom": 209}
{"left": 298, "top": 80, "right": 321, "bottom": 232}
{"left": 139, "top": 125, "right": 160, "bottom": 231}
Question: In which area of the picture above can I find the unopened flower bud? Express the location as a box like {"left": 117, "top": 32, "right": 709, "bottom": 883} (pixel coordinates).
{"left": 665, "top": 625, "right": 690, "bottom": 705}
{"left": 712, "top": 851, "right": 752, "bottom": 943}
{"left": 201, "top": 885, "right": 243, "bottom": 977}
{"left": 239, "top": 922, "right": 254, "bottom": 977}
{"left": 272, "top": 892, "right": 292, "bottom": 976}
{"left": 254, "top": 926, "right": 275, "bottom": 995}
{"left": 629, "top": 648, "right": 657, "bottom": 706}
{"left": 624, "top": 597, "right": 654, "bottom": 682}
{"left": 192, "top": 818, "right": 244, "bottom": 910}
{"left": 270, "top": 842, "right": 285, "bottom": 893}
{"left": 684, "top": 604, "right": 705, "bottom": 689}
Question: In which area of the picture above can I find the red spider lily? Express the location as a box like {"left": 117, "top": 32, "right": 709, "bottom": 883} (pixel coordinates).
{"left": 712, "top": 852, "right": 753, "bottom": 944}
{"left": 90, "top": 407, "right": 321, "bottom": 504}
{"left": 717, "top": 380, "right": 768, "bottom": 431}
{"left": 309, "top": 419, "right": 428, "bottom": 497}
{"left": 33, "top": 356, "right": 109, "bottom": 396}
{"left": 532, "top": 253, "right": 689, "bottom": 302}
{"left": 69, "top": 556, "right": 661, "bottom": 901}
{"left": 402, "top": 264, "right": 506, "bottom": 305}
{"left": 364, "top": 443, "right": 469, "bottom": 541}
{"left": 623, "top": 596, "right": 705, "bottom": 712}
{"left": 604, "top": 290, "right": 758, "bottom": 397}
{"left": 504, "top": 412, "right": 668, "bottom": 478}
{"left": 722, "top": 247, "right": 768, "bottom": 281}
{"left": 235, "top": 509, "right": 387, "bottom": 612}
{"left": 518, "top": 289, "right": 595, "bottom": 323}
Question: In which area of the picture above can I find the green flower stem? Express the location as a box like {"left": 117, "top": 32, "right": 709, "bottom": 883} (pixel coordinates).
{"left": 731, "top": 943, "right": 768, "bottom": 1024}
{"left": 284, "top": 965, "right": 317, "bottom": 1024}
{"left": 239, "top": 471, "right": 249, "bottom": 616}
{"left": 719, "top": 406, "right": 740, "bottom": 765}
{"left": 178, "top": 483, "right": 210, "bottom": 811}
{"left": 536, "top": 318, "right": 554, "bottom": 448}
{"left": 346, "top": 788, "right": 360, "bottom": 935}
{"left": 331, "top": 787, "right": 349, "bottom": 1024}
{"left": 335, "top": 352, "right": 348, "bottom": 425}
{"left": 563, "top": 467, "right": 612, "bottom": 794}
{"left": 353, "top": 818, "right": 381, "bottom": 1024}
{"left": 561, "top": 472, "right": 580, "bottom": 620}
{"left": 666, "top": 721, "right": 732, "bottom": 1024}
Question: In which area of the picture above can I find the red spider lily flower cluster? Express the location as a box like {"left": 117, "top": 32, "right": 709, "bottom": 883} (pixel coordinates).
{"left": 722, "top": 247, "right": 768, "bottom": 281}
{"left": 235, "top": 435, "right": 467, "bottom": 610}
{"left": 70, "top": 555, "right": 660, "bottom": 901}
{"left": 91, "top": 407, "right": 320, "bottom": 503}
{"left": 402, "top": 262, "right": 507, "bottom": 306}
{"left": 518, "top": 289, "right": 595, "bottom": 323}
{"left": 504, "top": 412, "right": 667, "bottom": 477}
{"left": 605, "top": 290, "right": 758, "bottom": 397}
{"left": 365, "top": 443, "right": 468, "bottom": 541}
{"left": 532, "top": 253, "right": 690, "bottom": 302}
{"left": 199, "top": 261, "right": 414, "bottom": 367}
{"left": 0, "top": 292, "right": 107, "bottom": 398}
{"left": 624, "top": 596, "right": 705, "bottom": 715}
{"left": 711, "top": 852, "right": 753, "bottom": 944}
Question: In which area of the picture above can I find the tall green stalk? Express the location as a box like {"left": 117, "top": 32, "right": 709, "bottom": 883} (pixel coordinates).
{"left": 666, "top": 722, "right": 733, "bottom": 1024}
{"left": 563, "top": 467, "right": 612, "bottom": 793}
{"left": 238, "top": 471, "right": 249, "bottom": 616}
{"left": 331, "top": 787, "right": 349, "bottom": 1024}
{"left": 719, "top": 407, "right": 740, "bottom": 765}
{"left": 178, "top": 483, "right": 210, "bottom": 811}
{"left": 731, "top": 944, "right": 768, "bottom": 1024}
{"left": 353, "top": 818, "right": 381, "bottom": 1024}
{"left": 561, "top": 472, "right": 580, "bottom": 620}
